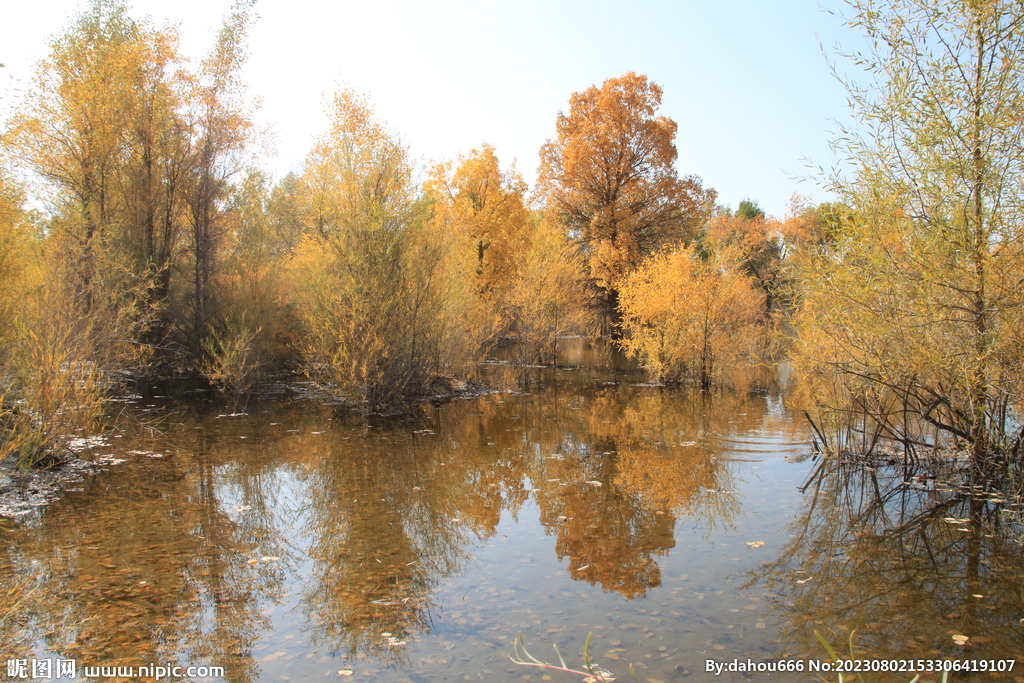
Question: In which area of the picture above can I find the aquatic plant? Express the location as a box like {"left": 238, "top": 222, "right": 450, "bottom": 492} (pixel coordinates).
{"left": 814, "top": 630, "right": 949, "bottom": 683}
{"left": 510, "top": 631, "right": 635, "bottom": 683}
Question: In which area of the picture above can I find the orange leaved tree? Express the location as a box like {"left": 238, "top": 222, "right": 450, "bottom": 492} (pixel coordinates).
{"left": 424, "top": 144, "right": 529, "bottom": 305}
{"left": 537, "top": 72, "right": 715, "bottom": 333}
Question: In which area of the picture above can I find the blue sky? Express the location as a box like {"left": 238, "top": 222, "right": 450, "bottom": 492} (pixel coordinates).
{"left": 2, "top": 0, "right": 863, "bottom": 218}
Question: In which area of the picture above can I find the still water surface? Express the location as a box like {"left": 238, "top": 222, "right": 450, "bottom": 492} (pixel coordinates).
{"left": 3, "top": 358, "right": 1023, "bottom": 682}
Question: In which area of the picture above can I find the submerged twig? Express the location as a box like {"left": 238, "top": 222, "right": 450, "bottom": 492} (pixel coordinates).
{"left": 510, "top": 631, "right": 627, "bottom": 682}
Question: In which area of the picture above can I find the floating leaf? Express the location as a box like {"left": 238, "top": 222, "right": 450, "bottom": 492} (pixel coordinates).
{"left": 338, "top": 670, "right": 354, "bottom": 676}
{"left": 745, "top": 541, "right": 765, "bottom": 548}
{"left": 952, "top": 634, "right": 969, "bottom": 645}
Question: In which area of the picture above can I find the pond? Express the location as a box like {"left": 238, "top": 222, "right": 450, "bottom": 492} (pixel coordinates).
{"left": 2, "top": 354, "right": 1023, "bottom": 682}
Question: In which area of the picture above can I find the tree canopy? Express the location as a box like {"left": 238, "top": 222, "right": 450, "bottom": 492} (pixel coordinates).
{"left": 537, "top": 72, "right": 715, "bottom": 330}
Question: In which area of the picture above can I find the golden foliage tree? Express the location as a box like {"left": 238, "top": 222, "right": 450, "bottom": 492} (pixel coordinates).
{"left": 424, "top": 144, "right": 529, "bottom": 304}
{"left": 4, "top": 0, "right": 190, "bottom": 324}
{"left": 703, "top": 199, "right": 784, "bottom": 315}
{"left": 5, "top": 0, "right": 256, "bottom": 362}
{"left": 796, "top": 0, "right": 1024, "bottom": 464}
{"left": 618, "top": 246, "right": 764, "bottom": 388}
{"left": 0, "top": 173, "right": 32, "bottom": 360}
{"left": 0, "top": 0, "right": 260, "bottom": 463}
{"left": 202, "top": 169, "right": 296, "bottom": 392}
{"left": 505, "top": 213, "right": 594, "bottom": 364}
{"left": 0, "top": 173, "right": 147, "bottom": 466}
{"left": 294, "top": 91, "right": 487, "bottom": 410}
{"left": 537, "top": 72, "right": 716, "bottom": 330}
{"left": 178, "top": 0, "right": 256, "bottom": 359}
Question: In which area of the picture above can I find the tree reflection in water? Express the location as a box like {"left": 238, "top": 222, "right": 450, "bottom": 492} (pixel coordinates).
{"left": 748, "top": 458, "right": 1024, "bottom": 672}
{"left": 532, "top": 387, "right": 745, "bottom": 598}
{"left": 298, "top": 421, "right": 497, "bottom": 665}
{"left": 0, "top": 420, "right": 289, "bottom": 683}
{"left": 0, "top": 366, "right": 805, "bottom": 682}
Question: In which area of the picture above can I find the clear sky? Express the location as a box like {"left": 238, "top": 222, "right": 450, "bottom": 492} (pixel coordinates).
{"left": 2, "top": 0, "right": 863, "bottom": 218}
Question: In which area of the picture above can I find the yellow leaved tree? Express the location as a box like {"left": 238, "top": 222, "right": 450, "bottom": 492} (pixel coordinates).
{"left": 293, "top": 91, "right": 488, "bottom": 411}
{"left": 506, "top": 213, "right": 595, "bottom": 365}
{"left": 795, "top": 0, "right": 1024, "bottom": 465}
{"left": 424, "top": 144, "right": 529, "bottom": 306}
{"left": 618, "top": 246, "right": 764, "bottom": 388}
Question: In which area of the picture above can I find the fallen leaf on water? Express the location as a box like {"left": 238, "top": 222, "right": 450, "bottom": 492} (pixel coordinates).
{"left": 952, "top": 634, "right": 969, "bottom": 645}
{"left": 260, "top": 556, "right": 280, "bottom": 562}
{"left": 584, "top": 480, "right": 603, "bottom": 487}
{"left": 745, "top": 541, "right": 765, "bottom": 548}
{"left": 338, "top": 670, "right": 353, "bottom": 676}
{"left": 795, "top": 576, "right": 814, "bottom": 585}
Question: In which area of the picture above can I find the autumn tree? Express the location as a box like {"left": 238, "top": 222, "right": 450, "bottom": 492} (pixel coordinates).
{"left": 702, "top": 199, "right": 784, "bottom": 315}
{"left": 796, "top": 0, "right": 1024, "bottom": 464}
{"left": 618, "top": 246, "right": 764, "bottom": 388}
{"left": 0, "top": 1, "right": 177, "bottom": 463}
{"left": 424, "top": 144, "right": 529, "bottom": 305}
{"left": 537, "top": 72, "right": 716, "bottom": 331}
{"left": 294, "top": 91, "right": 487, "bottom": 410}
{"left": 4, "top": 0, "right": 188, "bottom": 322}
{"left": 178, "top": 0, "right": 256, "bottom": 359}
{"left": 505, "top": 212, "right": 594, "bottom": 364}
{"left": 202, "top": 169, "right": 296, "bottom": 392}
{"left": 0, "top": 171, "right": 31, "bottom": 361}
{"left": 4, "top": 0, "right": 257, "bottom": 366}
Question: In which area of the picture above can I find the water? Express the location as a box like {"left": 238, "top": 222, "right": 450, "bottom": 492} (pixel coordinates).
{"left": 2, "top": 360, "right": 1023, "bottom": 682}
